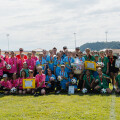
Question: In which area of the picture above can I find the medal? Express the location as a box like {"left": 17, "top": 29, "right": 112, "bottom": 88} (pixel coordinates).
{"left": 101, "top": 82, "right": 103, "bottom": 85}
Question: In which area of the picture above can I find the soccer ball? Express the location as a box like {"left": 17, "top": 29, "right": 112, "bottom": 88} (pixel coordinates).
{"left": 82, "top": 88, "right": 88, "bottom": 94}
{"left": 50, "top": 77, "right": 54, "bottom": 81}
{"left": 71, "top": 79, "right": 76, "bottom": 84}
{"left": 101, "top": 88, "right": 106, "bottom": 94}
{"left": 6, "top": 64, "right": 11, "bottom": 70}
{"left": 10, "top": 87, "right": 17, "bottom": 93}
{"left": 58, "top": 76, "right": 62, "bottom": 81}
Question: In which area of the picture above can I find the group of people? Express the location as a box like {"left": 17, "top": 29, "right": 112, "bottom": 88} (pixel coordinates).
{"left": 0, "top": 46, "right": 120, "bottom": 96}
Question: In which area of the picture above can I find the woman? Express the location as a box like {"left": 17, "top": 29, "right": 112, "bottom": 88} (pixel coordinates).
{"left": 108, "top": 49, "right": 119, "bottom": 90}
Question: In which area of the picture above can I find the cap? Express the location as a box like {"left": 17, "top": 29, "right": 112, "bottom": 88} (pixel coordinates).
{"left": 3, "top": 74, "right": 8, "bottom": 78}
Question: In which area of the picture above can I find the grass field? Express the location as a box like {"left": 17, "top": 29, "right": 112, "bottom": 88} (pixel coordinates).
{"left": 0, "top": 93, "right": 120, "bottom": 120}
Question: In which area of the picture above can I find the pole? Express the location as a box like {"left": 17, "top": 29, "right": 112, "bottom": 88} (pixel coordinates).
{"left": 6, "top": 34, "right": 10, "bottom": 51}
{"left": 74, "top": 33, "right": 76, "bottom": 49}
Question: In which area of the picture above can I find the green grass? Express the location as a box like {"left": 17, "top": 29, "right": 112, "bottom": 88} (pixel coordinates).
{"left": 0, "top": 94, "right": 120, "bottom": 120}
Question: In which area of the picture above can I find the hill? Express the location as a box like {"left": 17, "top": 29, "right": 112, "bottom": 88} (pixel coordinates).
{"left": 80, "top": 41, "right": 120, "bottom": 51}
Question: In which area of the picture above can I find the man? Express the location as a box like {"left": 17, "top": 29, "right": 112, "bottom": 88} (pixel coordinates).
{"left": 16, "top": 48, "right": 27, "bottom": 60}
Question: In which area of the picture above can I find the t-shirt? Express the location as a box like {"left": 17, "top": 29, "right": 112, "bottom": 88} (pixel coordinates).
{"left": 16, "top": 54, "right": 27, "bottom": 60}
{"left": 84, "top": 55, "right": 95, "bottom": 61}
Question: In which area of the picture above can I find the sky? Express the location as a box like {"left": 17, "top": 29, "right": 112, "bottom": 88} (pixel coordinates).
{"left": 0, "top": 0, "right": 120, "bottom": 51}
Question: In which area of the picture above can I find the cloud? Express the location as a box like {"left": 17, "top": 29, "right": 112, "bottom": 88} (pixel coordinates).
{"left": 0, "top": 0, "right": 120, "bottom": 51}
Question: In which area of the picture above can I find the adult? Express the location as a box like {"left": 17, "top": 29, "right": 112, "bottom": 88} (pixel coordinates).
{"left": 16, "top": 48, "right": 27, "bottom": 60}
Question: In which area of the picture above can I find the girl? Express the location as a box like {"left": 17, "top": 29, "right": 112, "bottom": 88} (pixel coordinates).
{"left": 0, "top": 74, "right": 12, "bottom": 94}
{"left": 10, "top": 73, "right": 19, "bottom": 92}
{"left": 8, "top": 51, "right": 18, "bottom": 78}
{"left": 99, "top": 50, "right": 109, "bottom": 74}
{"left": 66, "top": 72, "right": 77, "bottom": 92}
{"left": 3, "top": 51, "right": 9, "bottom": 75}
{"left": 36, "top": 53, "right": 46, "bottom": 74}
{"left": 94, "top": 67, "right": 112, "bottom": 94}
{"left": 56, "top": 65, "right": 68, "bottom": 93}
{"left": 108, "top": 49, "right": 119, "bottom": 90}
{"left": 45, "top": 69, "right": 56, "bottom": 92}
{"left": 54, "top": 52, "right": 64, "bottom": 77}
{"left": 82, "top": 70, "right": 95, "bottom": 93}
{"left": 34, "top": 66, "right": 46, "bottom": 96}
{"left": 115, "top": 74, "right": 120, "bottom": 93}
{"left": 0, "top": 57, "right": 5, "bottom": 80}
{"left": 18, "top": 54, "right": 25, "bottom": 74}
{"left": 18, "top": 70, "right": 27, "bottom": 94}
{"left": 27, "top": 70, "right": 35, "bottom": 94}
{"left": 84, "top": 48, "right": 95, "bottom": 61}
{"left": 63, "top": 51, "right": 74, "bottom": 74}
{"left": 31, "top": 50, "right": 38, "bottom": 62}
{"left": 26, "top": 52, "right": 35, "bottom": 71}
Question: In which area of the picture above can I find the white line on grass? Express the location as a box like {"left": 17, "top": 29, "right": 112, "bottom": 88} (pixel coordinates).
{"left": 110, "top": 93, "right": 116, "bottom": 120}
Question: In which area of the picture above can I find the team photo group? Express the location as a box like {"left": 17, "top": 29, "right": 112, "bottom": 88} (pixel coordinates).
{"left": 0, "top": 46, "right": 120, "bottom": 96}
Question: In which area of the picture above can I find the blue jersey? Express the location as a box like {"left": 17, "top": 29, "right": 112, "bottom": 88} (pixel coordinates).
{"left": 68, "top": 77, "right": 77, "bottom": 89}
{"left": 36, "top": 58, "right": 46, "bottom": 70}
{"left": 46, "top": 56, "right": 56, "bottom": 71}
{"left": 63, "top": 56, "right": 74, "bottom": 73}
{"left": 54, "top": 59, "right": 64, "bottom": 77}
{"left": 45, "top": 74, "right": 56, "bottom": 82}
{"left": 59, "top": 71, "right": 68, "bottom": 90}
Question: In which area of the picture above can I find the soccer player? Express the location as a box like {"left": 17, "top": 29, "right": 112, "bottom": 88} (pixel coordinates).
{"left": 66, "top": 72, "right": 77, "bottom": 92}
{"left": 64, "top": 51, "right": 74, "bottom": 74}
{"left": 94, "top": 68, "right": 112, "bottom": 94}
{"left": 108, "top": 49, "right": 119, "bottom": 90}
{"left": 82, "top": 70, "right": 95, "bottom": 93}
{"left": 0, "top": 74, "right": 12, "bottom": 94}
{"left": 56, "top": 65, "right": 68, "bottom": 93}
{"left": 54, "top": 52, "right": 64, "bottom": 77}
{"left": 0, "top": 57, "right": 5, "bottom": 80}
{"left": 31, "top": 50, "right": 38, "bottom": 62}
{"left": 45, "top": 69, "right": 56, "bottom": 92}
{"left": 26, "top": 52, "right": 35, "bottom": 71}
{"left": 34, "top": 66, "right": 46, "bottom": 96}
{"left": 115, "top": 74, "right": 120, "bottom": 93}
{"left": 8, "top": 51, "right": 18, "bottom": 78}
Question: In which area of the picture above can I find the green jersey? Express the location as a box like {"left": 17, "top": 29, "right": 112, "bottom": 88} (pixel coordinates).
{"left": 99, "top": 57, "right": 109, "bottom": 73}
{"left": 84, "top": 55, "right": 95, "bottom": 61}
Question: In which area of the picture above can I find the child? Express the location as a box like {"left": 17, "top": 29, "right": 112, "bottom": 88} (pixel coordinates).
{"left": 94, "top": 67, "right": 112, "bottom": 94}
{"left": 18, "top": 70, "right": 27, "bottom": 94}
{"left": 45, "top": 69, "right": 56, "bottom": 92}
{"left": 36, "top": 53, "right": 46, "bottom": 74}
{"left": 54, "top": 52, "right": 64, "bottom": 77}
{"left": 10, "top": 73, "right": 19, "bottom": 93}
{"left": 0, "top": 74, "right": 12, "bottom": 94}
{"left": 115, "top": 74, "right": 120, "bottom": 93}
{"left": 63, "top": 51, "right": 74, "bottom": 74}
{"left": 56, "top": 65, "right": 68, "bottom": 93}
{"left": 26, "top": 52, "right": 35, "bottom": 71}
{"left": 20, "top": 62, "right": 29, "bottom": 78}
{"left": 82, "top": 70, "right": 95, "bottom": 93}
{"left": 34, "top": 66, "right": 46, "bottom": 96}
{"left": 8, "top": 51, "right": 18, "bottom": 78}
{"left": 18, "top": 54, "right": 25, "bottom": 74}
{"left": 0, "top": 58, "right": 5, "bottom": 80}
{"left": 26, "top": 70, "right": 35, "bottom": 94}
{"left": 66, "top": 72, "right": 77, "bottom": 92}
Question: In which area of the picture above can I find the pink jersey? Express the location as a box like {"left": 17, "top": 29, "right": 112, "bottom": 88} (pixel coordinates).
{"left": 10, "top": 79, "right": 19, "bottom": 88}
{"left": 26, "top": 58, "right": 35, "bottom": 70}
{"left": 35, "top": 74, "right": 46, "bottom": 88}
{"left": 0, "top": 59, "right": 5, "bottom": 76}
{"left": 3, "top": 57, "right": 9, "bottom": 72}
{"left": 0, "top": 80, "right": 12, "bottom": 89}
{"left": 18, "top": 78, "right": 23, "bottom": 89}
{"left": 18, "top": 59, "right": 25, "bottom": 72}
{"left": 9, "top": 57, "right": 17, "bottom": 73}
{"left": 31, "top": 56, "right": 38, "bottom": 62}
